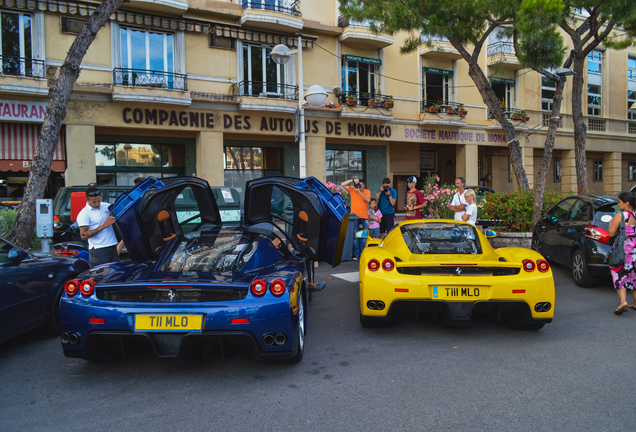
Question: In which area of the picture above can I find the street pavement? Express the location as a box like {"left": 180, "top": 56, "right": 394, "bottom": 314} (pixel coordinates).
{"left": 1, "top": 260, "right": 635, "bottom": 431}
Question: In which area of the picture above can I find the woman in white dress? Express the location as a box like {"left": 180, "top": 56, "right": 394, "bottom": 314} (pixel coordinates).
{"left": 462, "top": 189, "right": 478, "bottom": 226}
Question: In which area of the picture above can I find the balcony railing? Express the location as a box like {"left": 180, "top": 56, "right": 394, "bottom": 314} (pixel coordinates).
{"left": 238, "top": 80, "right": 298, "bottom": 101}
{"left": 420, "top": 34, "right": 450, "bottom": 44}
{"left": 488, "top": 108, "right": 528, "bottom": 120}
{"left": 338, "top": 16, "right": 372, "bottom": 28}
{"left": 421, "top": 100, "right": 466, "bottom": 114}
{"left": 487, "top": 41, "right": 516, "bottom": 57}
{"left": 0, "top": 56, "right": 45, "bottom": 79}
{"left": 338, "top": 91, "right": 392, "bottom": 107}
{"left": 242, "top": 0, "right": 301, "bottom": 17}
{"left": 113, "top": 68, "right": 188, "bottom": 91}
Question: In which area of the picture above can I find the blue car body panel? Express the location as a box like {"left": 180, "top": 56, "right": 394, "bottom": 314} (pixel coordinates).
{"left": 60, "top": 176, "right": 349, "bottom": 362}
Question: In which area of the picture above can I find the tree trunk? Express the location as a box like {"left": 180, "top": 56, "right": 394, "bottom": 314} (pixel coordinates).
{"left": 464, "top": 60, "right": 529, "bottom": 191}
{"left": 8, "top": 0, "right": 125, "bottom": 249}
{"left": 531, "top": 78, "right": 565, "bottom": 224}
{"left": 571, "top": 56, "right": 588, "bottom": 192}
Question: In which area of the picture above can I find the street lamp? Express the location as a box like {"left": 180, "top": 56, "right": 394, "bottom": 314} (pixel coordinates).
{"left": 555, "top": 68, "right": 576, "bottom": 78}
{"left": 272, "top": 35, "right": 327, "bottom": 178}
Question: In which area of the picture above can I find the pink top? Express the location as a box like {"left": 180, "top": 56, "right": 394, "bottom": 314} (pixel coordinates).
{"left": 368, "top": 208, "right": 382, "bottom": 229}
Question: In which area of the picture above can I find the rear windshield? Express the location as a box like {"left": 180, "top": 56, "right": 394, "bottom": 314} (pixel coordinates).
{"left": 161, "top": 231, "right": 283, "bottom": 272}
{"left": 400, "top": 223, "right": 482, "bottom": 255}
{"left": 595, "top": 204, "right": 620, "bottom": 226}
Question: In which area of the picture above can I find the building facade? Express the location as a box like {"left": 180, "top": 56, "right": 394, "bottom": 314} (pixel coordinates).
{"left": 0, "top": 0, "right": 635, "bottom": 209}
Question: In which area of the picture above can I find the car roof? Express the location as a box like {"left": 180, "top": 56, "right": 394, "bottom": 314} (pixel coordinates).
{"left": 563, "top": 193, "right": 618, "bottom": 208}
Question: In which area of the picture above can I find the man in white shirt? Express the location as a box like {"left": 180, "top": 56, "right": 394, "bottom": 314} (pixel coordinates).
{"left": 449, "top": 177, "right": 468, "bottom": 221}
{"left": 76, "top": 185, "right": 120, "bottom": 267}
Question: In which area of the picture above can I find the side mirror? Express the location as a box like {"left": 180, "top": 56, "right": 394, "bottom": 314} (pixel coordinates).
{"left": 8, "top": 248, "right": 28, "bottom": 261}
{"left": 485, "top": 229, "right": 497, "bottom": 239}
{"left": 355, "top": 229, "right": 369, "bottom": 239}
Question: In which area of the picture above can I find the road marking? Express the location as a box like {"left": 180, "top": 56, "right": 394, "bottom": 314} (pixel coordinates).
{"left": 331, "top": 271, "right": 360, "bottom": 283}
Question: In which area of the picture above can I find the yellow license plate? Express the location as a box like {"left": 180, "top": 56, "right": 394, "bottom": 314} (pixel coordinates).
{"left": 432, "top": 286, "right": 483, "bottom": 299}
{"left": 134, "top": 314, "right": 203, "bottom": 331}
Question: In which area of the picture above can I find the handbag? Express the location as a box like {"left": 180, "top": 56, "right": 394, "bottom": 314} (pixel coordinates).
{"left": 608, "top": 212, "right": 626, "bottom": 267}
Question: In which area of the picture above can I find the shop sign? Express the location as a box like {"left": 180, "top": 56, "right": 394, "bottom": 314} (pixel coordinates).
{"left": 423, "top": 67, "right": 454, "bottom": 77}
{"left": 420, "top": 150, "right": 435, "bottom": 170}
{"left": 343, "top": 54, "right": 382, "bottom": 65}
{"left": 123, "top": 108, "right": 215, "bottom": 128}
{"left": 490, "top": 77, "right": 516, "bottom": 85}
{"left": 0, "top": 100, "right": 48, "bottom": 122}
{"left": 404, "top": 127, "right": 507, "bottom": 144}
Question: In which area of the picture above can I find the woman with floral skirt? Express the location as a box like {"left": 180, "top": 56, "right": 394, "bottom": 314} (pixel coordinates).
{"left": 608, "top": 192, "right": 636, "bottom": 315}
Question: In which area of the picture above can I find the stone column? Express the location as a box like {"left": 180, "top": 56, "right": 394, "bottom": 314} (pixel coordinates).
{"left": 560, "top": 149, "right": 577, "bottom": 193}
{"left": 65, "top": 125, "right": 96, "bottom": 186}
{"left": 196, "top": 131, "right": 224, "bottom": 186}
{"left": 456, "top": 144, "right": 479, "bottom": 185}
{"left": 603, "top": 151, "right": 622, "bottom": 194}
{"left": 305, "top": 136, "right": 326, "bottom": 182}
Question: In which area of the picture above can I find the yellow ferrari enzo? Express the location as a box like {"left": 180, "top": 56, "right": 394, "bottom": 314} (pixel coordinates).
{"left": 358, "top": 220, "right": 554, "bottom": 330}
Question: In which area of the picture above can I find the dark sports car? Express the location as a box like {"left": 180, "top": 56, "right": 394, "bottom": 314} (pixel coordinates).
{"left": 59, "top": 176, "right": 349, "bottom": 363}
{"left": 0, "top": 237, "right": 89, "bottom": 343}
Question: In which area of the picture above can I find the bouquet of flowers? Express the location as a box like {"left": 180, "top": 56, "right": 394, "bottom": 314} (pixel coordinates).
{"left": 420, "top": 173, "right": 456, "bottom": 219}
{"left": 326, "top": 181, "right": 351, "bottom": 208}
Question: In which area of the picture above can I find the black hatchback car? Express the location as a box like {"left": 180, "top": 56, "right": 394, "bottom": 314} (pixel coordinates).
{"left": 531, "top": 194, "right": 618, "bottom": 287}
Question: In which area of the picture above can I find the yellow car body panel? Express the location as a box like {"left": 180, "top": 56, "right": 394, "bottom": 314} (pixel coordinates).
{"left": 359, "top": 220, "right": 555, "bottom": 326}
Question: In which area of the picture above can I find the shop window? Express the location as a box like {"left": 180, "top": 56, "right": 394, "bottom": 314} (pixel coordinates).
{"left": 1, "top": 11, "right": 35, "bottom": 77}
{"left": 593, "top": 160, "right": 603, "bottom": 182}
{"left": 95, "top": 143, "right": 184, "bottom": 186}
{"left": 587, "top": 51, "right": 602, "bottom": 116}
{"left": 554, "top": 158, "right": 561, "bottom": 182}
{"left": 224, "top": 146, "right": 283, "bottom": 198}
{"left": 629, "top": 161, "right": 636, "bottom": 182}
{"left": 326, "top": 150, "right": 365, "bottom": 185}
{"left": 628, "top": 58, "right": 636, "bottom": 120}
{"left": 541, "top": 76, "right": 556, "bottom": 111}
{"left": 240, "top": 44, "right": 289, "bottom": 99}
{"left": 341, "top": 57, "right": 379, "bottom": 101}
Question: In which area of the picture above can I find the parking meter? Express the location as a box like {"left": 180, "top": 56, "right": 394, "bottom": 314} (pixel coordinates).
{"left": 36, "top": 199, "right": 53, "bottom": 253}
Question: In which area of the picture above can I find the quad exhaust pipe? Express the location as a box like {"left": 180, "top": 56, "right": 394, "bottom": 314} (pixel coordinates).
{"left": 534, "top": 302, "right": 552, "bottom": 313}
{"left": 60, "top": 332, "right": 80, "bottom": 345}
{"left": 367, "top": 300, "right": 385, "bottom": 310}
{"left": 262, "top": 333, "right": 287, "bottom": 346}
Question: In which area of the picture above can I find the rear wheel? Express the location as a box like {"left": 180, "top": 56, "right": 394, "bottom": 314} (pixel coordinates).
{"left": 572, "top": 249, "right": 595, "bottom": 287}
{"left": 44, "top": 281, "right": 69, "bottom": 334}
{"left": 272, "top": 288, "right": 305, "bottom": 364}
{"left": 531, "top": 236, "right": 542, "bottom": 254}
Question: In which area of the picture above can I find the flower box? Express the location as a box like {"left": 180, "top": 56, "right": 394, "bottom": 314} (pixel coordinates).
{"left": 346, "top": 99, "right": 358, "bottom": 106}
{"left": 428, "top": 106, "right": 440, "bottom": 113}
{"left": 511, "top": 114, "right": 521, "bottom": 120}
{"left": 368, "top": 101, "right": 380, "bottom": 107}
{"left": 522, "top": 115, "right": 530, "bottom": 122}
{"left": 383, "top": 102, "right": 394, "bottom": 109}
{"left": 459, "top": 109, "right": 468, "bottom": 116}
{"left": 445, "top": 108, "right": 456, "bottom": 115}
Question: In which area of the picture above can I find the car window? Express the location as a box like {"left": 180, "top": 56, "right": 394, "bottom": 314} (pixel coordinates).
{"left": 0, "top": 239, "right": 13, "bottom": 264}
{"left": 400, "top": 223, "right": 482, "bottom": 255}
{"left": 270, "top": 186, "right": 294, "bottom": 237}
{"left": 595, "top": 203, "right": 620, "bottom": 225}
{"left": 548, "top": 199, "right": 576, "bottom": 223}
{"left": 568, "top": 199, "right": 592, "bottom": 221}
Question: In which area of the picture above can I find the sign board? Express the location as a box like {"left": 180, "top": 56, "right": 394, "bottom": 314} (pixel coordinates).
{"left": 343, "top": 54, "right": 382, "bottom": 65}
{"left": 490, "top": 77, "right": 516, "bottom": 85}
{"left": 423, "top": 67, "right": 454, "bottom": 77}
{"left": 0, "top": 100, "right": 48, "bottom": 122}
{"left": 420, "top": 150, "right": 435, "bottom": 171}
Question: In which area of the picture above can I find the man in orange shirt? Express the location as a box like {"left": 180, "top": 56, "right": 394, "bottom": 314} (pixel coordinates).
{"left": 341, "top": 178, "right": 371, "bottom": 260}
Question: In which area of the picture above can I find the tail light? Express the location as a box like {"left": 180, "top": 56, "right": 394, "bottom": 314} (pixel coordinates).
{"left": 53, "top": 215, "right": 61, "bottom": 230}
{"left": 64, "top": 279, "right": 80, "bottom": 297}
{"left": 368, "top": 259, "right": 380, "bottom": 272}
{"left": 537, "top": 259, "right": 550, "bottom": 273}
{"left": 79, "top": 279, "right": 96, "bottom": 296}
{"left": 522, "top": 259, "right": 535, "bottom": 272}
{"left": 382, "top": 258, "right": 395, "bottom": 271}
{"left": 270, "top": 279, "right": 286, "bottom": 296}
{"left": 55, "top": 249, "right": 79, "bottom": 256}
{"left": 584, "top": 225, "right": 610, "bottom": 243}
{"left": 251, "top": 279, "right": 267, "bottom": 296}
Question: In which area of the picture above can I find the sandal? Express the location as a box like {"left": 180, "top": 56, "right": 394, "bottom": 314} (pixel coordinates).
{"left": 628, "top": 304, "right": 636, "bottom": 311}
{"left": 615, "top": 306, "right": 629, "bottom": 315}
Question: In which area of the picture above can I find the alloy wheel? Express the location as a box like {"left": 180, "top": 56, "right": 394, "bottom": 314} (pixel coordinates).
{"left": 573, "top": 253, "right": 584, "bottom": 281}
{"left": 298, "top": 290, "right": 305, "bottom": 351}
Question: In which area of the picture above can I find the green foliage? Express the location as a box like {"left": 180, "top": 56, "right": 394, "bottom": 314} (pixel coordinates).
{"left": 480, "top": 189, "right": 575, "bottom": 232}
{"left": 0, "top": 209, "right": 41, "bottom": 250}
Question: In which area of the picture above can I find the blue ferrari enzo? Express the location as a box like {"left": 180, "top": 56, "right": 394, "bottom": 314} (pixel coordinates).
{"left": 59, "top": 176, "right": 349, "bottom": 363}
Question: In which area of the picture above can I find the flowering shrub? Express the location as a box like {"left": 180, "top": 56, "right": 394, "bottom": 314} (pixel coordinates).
{"left": 326, "top": 181, "right": 351, "bottom": 207}
{"left": 480, "top": 189, "right": 574, "bottom": 232}
{"left": 421, "top": 173, "right": 456, "bottom": 219}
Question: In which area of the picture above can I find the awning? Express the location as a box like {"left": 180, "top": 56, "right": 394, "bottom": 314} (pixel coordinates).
{"left": 0, "top": 0, "right": 209, "bottom": 33}
{"left": 212, "top": 25, "right": 314, "bottom": 48}
{"left": 1, "top": 123, "right": 65, "bottom": 172}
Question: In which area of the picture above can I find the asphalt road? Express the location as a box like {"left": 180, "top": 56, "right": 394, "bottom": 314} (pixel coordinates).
{"left": 1, "top": 260, "right": 635, "bottom": 432}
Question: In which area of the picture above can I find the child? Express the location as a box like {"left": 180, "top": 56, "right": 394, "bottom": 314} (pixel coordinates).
{"left": 368, "top": 198, "right": 382, "bottom": 238}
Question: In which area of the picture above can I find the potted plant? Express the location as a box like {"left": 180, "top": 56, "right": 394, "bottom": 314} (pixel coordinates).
{"left": 428, "top": 102, "right": 440, "bottom": 113}
{"left": 368, "top": 96, "right": 381, "bottom": 107}
{"left": 459, "top": 106, "right": 468, "bottom": 116}
{"left": 346, "top": 94, "right": 358, "bottom": 106}
{"left": 445, "top": 106, "right": 457, "bottom": 115}
{"left": 383, "top": 96, "right": 394, "bottom": 109}
{"left": 522, "top": 113, "right": 530, "bottom": 122}
{"left": 511, "top": 111, "right": 522, "bottom": 120}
